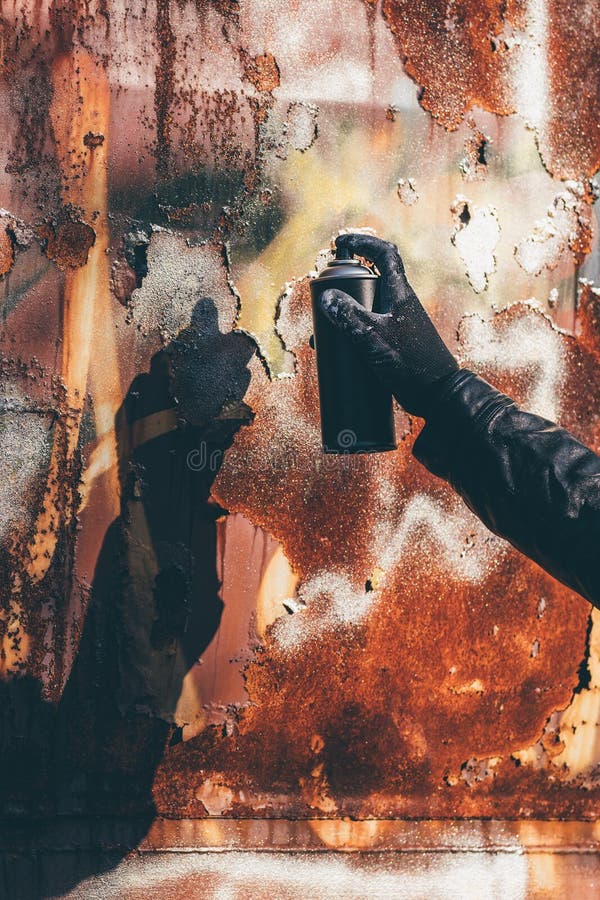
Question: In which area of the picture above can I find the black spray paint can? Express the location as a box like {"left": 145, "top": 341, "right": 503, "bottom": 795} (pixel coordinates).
{"left": 310, "top": 249, "right": 397, "bottom": 454}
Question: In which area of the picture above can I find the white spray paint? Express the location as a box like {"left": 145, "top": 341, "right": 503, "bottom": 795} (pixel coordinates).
{"left": 377, "top": 494, "right": 505, "bottom": 584}
{"left": 0, "top": 401, "right": 54, "bottom": 539}
{"left": 513, "top": 0, "right": 548, "bottom": 135}
{"left": 451, "top": 198, "right": 500, "bottom": 293}
{"left": 460, "top": 307, "right": 566, "bottom": 422}
{"left": 129, "top": 232, "right": 238, "bottom": 342}
{"left": 514, "top": 183, "right": 588, "bottom": 276}
{"left": 62, "top": 845, "right": 530, "bottom": 900}
{"left": 274, "top": 573, "right": 373, "bottom": 650}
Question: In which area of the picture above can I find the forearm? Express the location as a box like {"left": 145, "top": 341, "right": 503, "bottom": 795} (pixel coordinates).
{"left": 414, "top": 370, "right": 600, "bottom": 607}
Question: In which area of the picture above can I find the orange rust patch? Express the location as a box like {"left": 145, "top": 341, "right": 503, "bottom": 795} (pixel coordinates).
{"left": 540, "top": 0, "right": 600, "bottom": 179}
{"left": 381, "top": 0, "right": 600, "bottom": 179}
{"left": 576, "top": 284, "right": 600, "bottom": 360}
{"left": 83, "top": 130, "right": 105, "bottom": 149}
{"left": 382, "top": 0, "right": 525, "bottom": 128}
{"left": 0, "top": 224, "right": 15, "bottom": 276}
{"left": 152, "top": 287, "right": 599, "bottom": 819}
{"left": 39, "top": 213, "right": 96, "bottom": 270}
{"left": 243, "top": 52, "right": 281, "bottom": 93}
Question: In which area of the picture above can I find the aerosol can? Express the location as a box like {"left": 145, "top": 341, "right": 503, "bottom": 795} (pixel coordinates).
{"left": 310, "top": 247, "right": 397, "bottom": 454}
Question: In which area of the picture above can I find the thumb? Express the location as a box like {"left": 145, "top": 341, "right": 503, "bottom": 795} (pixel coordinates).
{"left": 317, "top": 288, "right": 379, "bottom": 346}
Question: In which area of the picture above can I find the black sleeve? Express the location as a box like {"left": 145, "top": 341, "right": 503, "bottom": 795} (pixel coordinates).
{"left": 413, "top": 369, "right": 600, "bottom": 607}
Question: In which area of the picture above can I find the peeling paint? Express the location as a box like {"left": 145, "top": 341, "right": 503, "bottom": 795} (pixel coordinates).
{"left": 460, "top": 127, "right": 490, "bottom": 182}
{"left": 396, "top": 177, "right": 419, "bottom": 205}
{"left": 284, "top": 102, "right": 319, "bottom": 153}
{"left": 382, "top": 0, "right": 600, "bottom": 179}
{"left": 514, "top": 183, "right": 594, "bottom": 275}
{"left": 38, "top": 211, "right": 96, "bottom": 271}
{"left": 451, "top": 198, "right": 500, "bottom": 293}
{"left": 243, "top": 52, "right": 281, "bottom": 95}
{"left": 128, "top": 233, "right": 238, "bottom": 343}
{"left": 0, "top": 224, "right": 16, "bottom": 276}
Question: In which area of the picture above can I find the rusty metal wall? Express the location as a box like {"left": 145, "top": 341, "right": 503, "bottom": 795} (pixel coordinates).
{"left": 1, "top": 0, "right": 600, "bottom": 873}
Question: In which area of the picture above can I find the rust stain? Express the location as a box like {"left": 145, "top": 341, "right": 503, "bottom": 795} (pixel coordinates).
{"left": 154, "top": 0, "right": 176, "bottom": 179}
{"left": 381, "top": 0, "right": 526, "bottom": 127}
{"left": 38, "top": 210, "right": 96, "bottom": 270}
{"left": 514, "top": 183, "right": 594, "bottom": 276}
{"left": 381, "top": 0, "right": 600, "bottom": 180}
{"left": 150, "top": 284, "right": 599, "bottom": 819}
{"left": 83, "top": 130, "right": 105, "bottom": 150}
{"left": 243, "top": 52, "right": 281, "bottom": 94}
{"left": 25, "top": 47, "right": 117, "bottom": 587}
{"left": 0, "top": 224, "right": 16, "bottom": 276}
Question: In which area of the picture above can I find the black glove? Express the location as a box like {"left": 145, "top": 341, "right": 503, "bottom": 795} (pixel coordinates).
{"left": 318, "top": 234, "right": 459, "bottom": 417}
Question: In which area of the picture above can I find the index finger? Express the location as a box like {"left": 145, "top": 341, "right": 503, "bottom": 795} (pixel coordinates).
{"left": 335, "top": 233, "right": 405, "bottom": 278}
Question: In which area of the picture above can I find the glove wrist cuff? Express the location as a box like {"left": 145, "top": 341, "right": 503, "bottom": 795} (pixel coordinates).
{"left": 412, "top": 364, "right": 465, "bottom": 419}
{"left": 413, "top": 369, "right": 513, "bottom": 479}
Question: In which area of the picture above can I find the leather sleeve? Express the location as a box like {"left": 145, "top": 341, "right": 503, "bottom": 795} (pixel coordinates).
{"left": 413, "top": 369, "right": 600, "bottom": 607}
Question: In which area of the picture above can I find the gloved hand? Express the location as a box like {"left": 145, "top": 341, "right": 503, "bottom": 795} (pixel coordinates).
{"left": 317, "top": 233, "right": 459, "bottom": 417}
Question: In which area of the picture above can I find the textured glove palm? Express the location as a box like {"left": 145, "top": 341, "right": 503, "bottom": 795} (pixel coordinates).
{"left": 318, "top": 234, "right": 459, "bottom": 417}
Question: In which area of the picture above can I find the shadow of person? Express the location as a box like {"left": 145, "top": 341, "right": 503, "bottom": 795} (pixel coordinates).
{"left": 0, "top": 298, "right": 256, "bottom": 898}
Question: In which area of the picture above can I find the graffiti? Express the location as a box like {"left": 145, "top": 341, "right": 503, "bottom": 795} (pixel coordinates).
{"left": 459, "top": 305, "right": 566, "bottom": 422}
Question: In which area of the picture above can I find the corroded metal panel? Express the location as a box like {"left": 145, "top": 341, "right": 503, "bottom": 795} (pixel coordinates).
{"left": 0, "top": 0, "right": 599, "bottom": 867}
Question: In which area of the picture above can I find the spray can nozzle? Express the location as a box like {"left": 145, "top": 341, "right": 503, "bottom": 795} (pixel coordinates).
{"left": 335, "top": 245, "right": 352, "bottom": 260}
{"left": 330, "top": 245, "right": 361, "bottom": 267}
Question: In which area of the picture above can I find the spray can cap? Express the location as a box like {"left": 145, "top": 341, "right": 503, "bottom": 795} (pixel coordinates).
{"left": 312, "top": 248, "right": 377, "bottom": 281}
